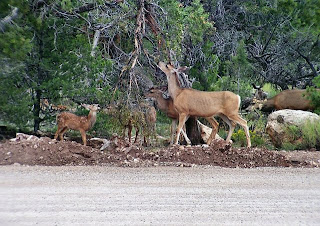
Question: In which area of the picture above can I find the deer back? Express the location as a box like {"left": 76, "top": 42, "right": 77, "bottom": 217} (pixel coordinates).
{"left": 57, "top": 105, "right": 98, "bottom": 131}
{"left": 262, "top": 89, "right": 312, "bottom": 112}
{"left": 173, "top": 89, "right": 240, "bottom": 117}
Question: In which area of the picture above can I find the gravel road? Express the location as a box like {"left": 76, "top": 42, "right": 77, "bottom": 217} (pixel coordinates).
{"left": 0, "top": 166, "right": 319, "bottom": 225}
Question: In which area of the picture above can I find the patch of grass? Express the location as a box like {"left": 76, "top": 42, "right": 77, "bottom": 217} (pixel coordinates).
{"left": 282, "top": 120, "right": 320, "bottom": 150}
{"left": 282, "top": 142, "right": 297, "bottom": 151}
{"left": 301, "top": 120, "right": 319, "bottom": 149}
{"left": 285, "top": 125, "right": 301, "bottom": 141}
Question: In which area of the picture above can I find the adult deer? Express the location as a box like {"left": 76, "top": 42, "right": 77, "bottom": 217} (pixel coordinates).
{"left": 54, "top": 104, "right": 100, "bottom": 146}
{"left": 158, "top": 62, "right": 251, "bottom": 147}
{"left": 261, "top": 89, "right": 313, "bottom": 112}
{"left": 145, "top": 87, "right": 192, "bottom": 144}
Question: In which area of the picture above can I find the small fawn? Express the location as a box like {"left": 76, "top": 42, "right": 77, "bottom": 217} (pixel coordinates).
{"left": 54, "top": 104, "right": 100, "bottom": 146}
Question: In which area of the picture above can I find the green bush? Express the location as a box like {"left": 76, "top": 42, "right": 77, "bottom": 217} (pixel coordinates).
{"left": 231, "top": 129, "right": 265, "bottom": 147}
{"left": 282, "top": 120, "right": 320, "bottom": 150}
{"left": 307, "top": 77, "right": 320, "bottom": 114}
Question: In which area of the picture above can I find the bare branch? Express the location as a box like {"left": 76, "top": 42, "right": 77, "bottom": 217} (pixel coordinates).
{"left": 0, "top": 7, "right": 19, "bottom": 32}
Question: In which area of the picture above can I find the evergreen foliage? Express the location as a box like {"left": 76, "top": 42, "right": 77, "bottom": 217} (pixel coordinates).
{"left": 0, "top": 0, "right": 319, "bottom": 140}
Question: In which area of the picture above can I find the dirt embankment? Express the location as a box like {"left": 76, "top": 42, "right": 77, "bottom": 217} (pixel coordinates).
{"left": 0, "top": 134, "right": 319, "bottom": 167}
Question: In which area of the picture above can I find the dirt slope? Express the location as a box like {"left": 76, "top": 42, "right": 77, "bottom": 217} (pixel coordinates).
{"left": 1, "top": 134, "right": 319, "bottom": 167}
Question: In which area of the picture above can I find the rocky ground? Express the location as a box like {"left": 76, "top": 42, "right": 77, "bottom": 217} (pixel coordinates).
{"left": 1, "top": 133, "right": 319, "bottom": 168}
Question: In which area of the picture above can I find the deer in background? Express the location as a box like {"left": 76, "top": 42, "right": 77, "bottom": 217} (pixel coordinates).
{"left": 145, "top": 87, "right": 191, "bottom": 145}
{"left": 104, "top": 103, "right": 157, "bottom": 146}
{"left": 142, "top": 103, "right": 157, "bottom": 146}
{"left": 242, "top": 84, "right": 268, "bottom": 112}
{"left": 252, "top": 84, "right": 268, "bottom": 100}
{"left": 104, "top": 104, "right": 141, "bottom": 144}
{"left": 158, "top": 62, "right": 251, "bottom": 147}
{"left": 54, "top": 104, "right": 100, "bottom": 146}
{"left": 261, "top": 89, "right": 313, "bottom": 112}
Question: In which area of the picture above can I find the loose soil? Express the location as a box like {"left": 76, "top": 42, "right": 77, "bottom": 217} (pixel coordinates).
{"left": 1, "top": 133, "right": 319, "bottom": 168}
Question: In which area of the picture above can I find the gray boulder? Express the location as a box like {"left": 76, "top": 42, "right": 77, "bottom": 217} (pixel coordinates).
{"left": 266, "top": 110, "right": 320, "bottom": 147}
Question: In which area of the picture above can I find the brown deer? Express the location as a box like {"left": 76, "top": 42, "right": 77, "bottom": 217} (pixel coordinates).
{"left": 158, "top": 62, "right": 251, "bottom": 147}
{"left": 104, "top": 105, "right": 141, "bottom": 144}
{"left": 142, "top": 104, "right": 157, "bottom": 146}
{"left": 104, "top": 103, "right": 157, "bottom": 146}
{"left": 54, "top": 104, "right": 100, "bottom": 146}
{"left": 252, "top": 84, "right": 268, "bottom": 100}
{"left": 261, "top": 89, "right": 313, "bottom": 112}
{"left": 145, "top": 87, "right": 192, "bottom": 144}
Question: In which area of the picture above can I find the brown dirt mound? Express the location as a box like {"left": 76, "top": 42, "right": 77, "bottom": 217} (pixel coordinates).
{"left": 0, "top": 134, "right": 319, "bottom": 168}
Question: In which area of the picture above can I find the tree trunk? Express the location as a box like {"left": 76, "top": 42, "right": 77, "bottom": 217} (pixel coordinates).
{"left": 33, "top": 89, "right": 41, "bottom": 133}
{"left": 185, "top": 116, "right": 202, "bottom": 145}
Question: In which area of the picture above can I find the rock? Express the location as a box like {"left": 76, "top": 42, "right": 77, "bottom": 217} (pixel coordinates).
{"left": 89, "top": 137, "right": 111, "bottom": 151}
{"left": 197, "top": 120, "right": 225, "bottom": 143}
{"left": 266, "top": 110, "right": 320, "bottom": 147}
{"left": 10, "top": 133, "right": 39, "bottom": 142}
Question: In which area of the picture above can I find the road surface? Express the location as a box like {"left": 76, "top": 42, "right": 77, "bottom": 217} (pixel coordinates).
{"left": 0, "top": 166, "right": 319, "bottom": 225}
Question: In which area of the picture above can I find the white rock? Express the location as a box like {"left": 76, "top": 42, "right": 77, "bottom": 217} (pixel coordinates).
{"left": 197, "top": 120, "right": 225, "bottom": 144}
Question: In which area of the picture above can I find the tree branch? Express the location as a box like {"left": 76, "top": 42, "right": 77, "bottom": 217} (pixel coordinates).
{"left": 0, "top": 7, "right": 19, "bottom": 32}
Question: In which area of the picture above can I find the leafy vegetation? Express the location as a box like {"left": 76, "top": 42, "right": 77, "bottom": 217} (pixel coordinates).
{"left": 0, "top": 0, "right": 319, "bottom": 146}
{"left": 282, "top": 120, "right": 320, "bottom": 150}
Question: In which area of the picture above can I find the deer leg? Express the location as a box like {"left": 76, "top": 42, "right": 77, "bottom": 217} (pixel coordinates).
{"left": 180, "top": 128, "right": 190, "bottom": 144}
{"left": 122, "top": 126, "right": 126, "bottom": 141}
{"left": 58, "top": 127, "right": 68, "bottom": 141}
{"left": 80, "top": 129, "right": 87, "bottom": 146}
{"left": 205, "top": 117, "right": 219, "bottom": 145}
{"left": 54, "top": 126, "right": 65, "bottom": 141}
{"left": 54, "top": 127, "right": 62, "bottom": 140}
{"left": 128, "top": 124, "right": 132, "bottom": 143}
{"left": 134, "top": 126, "right": 139, "bottom": 144}
{"left": 170, "top": 119, "right": 177, "bottom": 145}
{"left": 175, "top": 114, "right": 191, "bottom": 145}
{"left": 143, "top": 133, "right": 148, "bottom": 147}
{"left": 228, "top": 114, "right": 251, "bottom": 148}
{"left": 219, "top": 114, "right": 236, "bottom": 143}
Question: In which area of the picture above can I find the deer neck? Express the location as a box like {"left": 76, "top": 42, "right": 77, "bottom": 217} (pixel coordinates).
{"left": 153, "top": 94, "right": 168, "bottom": 112}
{"left": 167, "top": 73, "right": 182, "bottom": 99}
{"left": 87, "top": 111, "right": 97, "bottom": 128}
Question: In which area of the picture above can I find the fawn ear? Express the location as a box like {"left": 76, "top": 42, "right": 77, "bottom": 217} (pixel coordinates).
{"left": 95, "top": 104, "right": 101, "bottom": 110}
{"left": 81, "top": 104, "right": 90, "bottom": 110}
